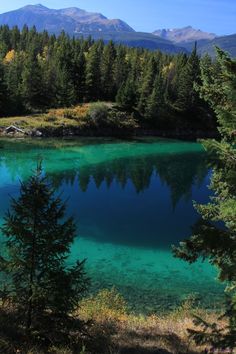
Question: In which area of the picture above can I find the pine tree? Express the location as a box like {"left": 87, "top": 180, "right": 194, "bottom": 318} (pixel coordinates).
{"left": 21, "top": 53, "right": 45, "bottom": 111}
{"left": 0, "top": 164, "right": 89, "bottom": 332}
{"left": 173, "top": 48, "right": 236, "bottom": 351}
{"left": 138, "top": 56, "right": 157, "bottom": 115}
{"left": 113, "top": 45, "right": 128, "bottom": 92}
{"left": 100, "top": 41, "right": 116, "bottom": 100}
{"left": 116, "top": 74, "right": 137, "bottom": 111}
{"left": 145, "top": 74, "right": 165, "bottom": 124}
{"left": 175, "top": 44, "right": 200, "bottom": 114}
{"left": 72, "top": 49, "right": 86, "bottom": 103}
{"left": 0, "top": 59, "right": 7, "bottom": 116}
{"left": 85, "top": 42, "right": 102, "bottom": 101}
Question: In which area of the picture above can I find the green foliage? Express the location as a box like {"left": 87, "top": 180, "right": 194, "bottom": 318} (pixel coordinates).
{"left": 87, "top": 102, "right": 109, "bottom": 126}
{"left": 0, "top": 25, "right": 215, "bottom": 132}
{"left": 0, "top": 164, "right": 89, "bottom": 333}
{"left": 116, "top": 75, "right": 137, "bottom": 112}
{"left": 173, "top": 47, "right": 236, "bottom": 351}
{"left": 145, "top": 73, "right": 165, "bottom": 124}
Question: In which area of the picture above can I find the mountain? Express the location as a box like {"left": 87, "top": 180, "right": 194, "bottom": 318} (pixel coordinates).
{"left": 0, "top": 4, "right": 135, "bottom": 34}
{"left": 153, "top": 26, "right": 236, "bottom": 58}
{"left": 153, "top": 26, "right": 216, "bottom": 43}
{"left": 0, "top": 4, "right": 187, "bottom": 53}
{"left": 172, "top": 34, "right": 236, "bottom": 58}
{"left": 78, "top": 31, "right": 187, "bottom": 53}
{"left": 195, "top": 34, "right": 236, "bottom": 57}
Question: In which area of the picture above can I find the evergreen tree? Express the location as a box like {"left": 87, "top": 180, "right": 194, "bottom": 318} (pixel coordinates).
{"left": 72, "top": 49, "right": 86, "bottom": 103}
{"left": 138, "top": 56, "right": 157, "bottom": 115}
{"left": 113, "top": 45, "right": 128, "bottom": 92}
{"left": 100, "top": 41, "right": 116, "bottom": 100}
{"left": 116, "top": 74, "right": 137, "bottom": 111}
{"left": 174, "top": 48, "right": 236, "bottom": 351}
{"left": 85, "top": 42, "right": 102, "bottom": 101}
{"left": 0, "top": 164, "right": 89, "bottom": 332}
{"left": 55, "top": 64, "right": 76, "bottom": 107}
{"left": 175, "top": 44, "right": 201, "bottom": 114}
{"left": 145, "top": 74, "right": 165, "bottom": 124}
{"left": 4, "top": 51, "right": 24, "bottom": 115}
{"left": 0, "top": 59, "right": 7, "bottom": 116}
{"left": 21, "top": 53, "right": 45, "bottom": 111}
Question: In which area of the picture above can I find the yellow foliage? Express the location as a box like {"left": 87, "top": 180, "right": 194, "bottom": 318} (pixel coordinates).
{"left": 162, "top": 61, "right": 175, "bottom": 75}
{"left": 48, "top": 105, "right": 89, "bottom": 120}
{"left": 4, "top": 49, "right": 15, "bottom": 63}
{"left": 78, "top": 288, "right": 128, "bottom": 324}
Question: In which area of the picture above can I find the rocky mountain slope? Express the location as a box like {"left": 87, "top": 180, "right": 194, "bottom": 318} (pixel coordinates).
{"left": 153, "top": 26, "right": 216, "bottom": 43}
{"left": 0, "top": 4, "right": 135, "bottom": 34}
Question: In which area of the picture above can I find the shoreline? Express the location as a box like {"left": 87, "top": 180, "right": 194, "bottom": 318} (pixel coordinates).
{"left": 0, "top": 126, "right": 219, "bottom": 141}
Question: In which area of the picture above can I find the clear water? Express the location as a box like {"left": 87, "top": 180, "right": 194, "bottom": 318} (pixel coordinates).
{"left": 0, "top": 137, "right": 224, "bottom": 313}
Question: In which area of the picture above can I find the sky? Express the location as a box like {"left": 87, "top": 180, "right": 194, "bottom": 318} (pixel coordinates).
{"left": 0, "top": 0, "right": 235, "bottom": 36}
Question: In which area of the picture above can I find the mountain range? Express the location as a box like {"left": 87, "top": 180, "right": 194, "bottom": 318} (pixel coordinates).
{"left": 153, "top": 26, "right": 217, "bottom": 44}
{"left": 0, "top": 4, "right": 235, "bottom": 56}
{"left": 0, "top": 4, "right": 135, "bottom": 34}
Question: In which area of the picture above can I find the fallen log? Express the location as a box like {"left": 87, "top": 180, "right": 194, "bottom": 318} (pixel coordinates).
{"left": 5, "top": 125, "right": 26, "bottom": 134}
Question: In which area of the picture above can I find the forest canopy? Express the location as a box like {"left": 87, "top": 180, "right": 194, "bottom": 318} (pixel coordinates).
{"left": 0, "top": 25, "right": 216, "bottom": 131}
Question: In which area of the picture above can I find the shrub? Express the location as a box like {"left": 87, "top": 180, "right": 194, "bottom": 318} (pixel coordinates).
{"left": 78, "top": 288, "right": 128, "bottom": 324}
{"left": 108, "top": 110, "right": 139, "bottom": 129}
{"left": 87, "top": 103, "right": 109, "bottom": 127}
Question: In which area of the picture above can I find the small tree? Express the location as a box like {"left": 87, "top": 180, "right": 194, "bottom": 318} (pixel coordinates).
{"left": 0, "top": 164, "right": 89, "bottom": 333}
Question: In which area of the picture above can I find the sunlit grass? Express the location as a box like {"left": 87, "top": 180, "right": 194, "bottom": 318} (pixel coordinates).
{"left": 0, "top": 104, "right": 91, "bottom": 129}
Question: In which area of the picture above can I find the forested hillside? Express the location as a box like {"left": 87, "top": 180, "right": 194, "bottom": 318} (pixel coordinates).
{"left": 0, "top": 25, "right": 216, "bottom": 132}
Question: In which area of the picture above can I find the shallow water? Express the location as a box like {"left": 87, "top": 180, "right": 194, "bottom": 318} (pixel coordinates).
{"left": 0, "top": 137, "right": 225, "bottom": 313}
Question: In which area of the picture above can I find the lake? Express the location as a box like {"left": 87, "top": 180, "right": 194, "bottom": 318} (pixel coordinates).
{"left": 0, "top": 137, "right": 224, "bottom": 313}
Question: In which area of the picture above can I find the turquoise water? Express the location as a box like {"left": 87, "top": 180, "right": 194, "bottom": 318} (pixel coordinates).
{"left": 0, "top": 137, "right": 224, "bottom": 313}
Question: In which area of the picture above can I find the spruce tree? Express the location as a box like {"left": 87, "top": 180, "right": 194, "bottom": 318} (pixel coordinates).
{"left": 0, "top": 59, "right": 7, "bottom": 116}
{"left": 145, "top": 74, "right": 165, "bottom": 124}
{"left": 72, "top": 49, "right": 86, "bottom": 103}
{"left": 175, "top": 44, "right": 200, "bottom": 114}
{"left": 173, "top": 48, "right": 236, "bottom": 351}
{"left": 21, "top": 53, "right": 45, "bottom": 111}
{"left": 100, "top": 41, "right": 116, "bottom": 100}
{"left": 0, "top": 164, "right": 89, "bottom": 332}
{"left": 138, "top": 56, "right": 157, "bottom": 115}
{"left": 85, "top": 42, "right": 102, "bottom": 101}
{"left": 116, "top": 74, "right": 137, "bottom": 111}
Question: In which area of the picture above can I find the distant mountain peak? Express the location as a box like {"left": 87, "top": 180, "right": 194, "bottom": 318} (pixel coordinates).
{"left": 0, "top": 4, "right": 134, "bottom": 34}
{"left": 23, "top": 4, "right": 49, "bottom": 10}
{"left": 153, "top": 26, "right": 217, "bottom": 43}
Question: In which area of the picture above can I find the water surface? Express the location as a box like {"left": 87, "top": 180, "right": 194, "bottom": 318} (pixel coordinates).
{"left": 0, "top": 137, "right": 224, "bottom": 312}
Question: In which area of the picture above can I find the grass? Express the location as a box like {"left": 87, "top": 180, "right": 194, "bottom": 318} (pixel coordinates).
{"left": 0, "top": 104, "right": 91, "bottom": 130}
{"left": 76, "top": 289, "right": 224, "bottom": 354}
{"left": 0, "top": 102, "right": 138, "bottom": 135}
{"left": 0, "top": 288, "right": 228, "bottom": 354}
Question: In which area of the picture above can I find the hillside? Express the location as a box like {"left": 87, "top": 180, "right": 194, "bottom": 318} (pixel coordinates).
{"left": 197, "top": 34, "right": 236, "bottom": 57}
{"left": 79, "top": 31, "right": 187, "bottom": 52}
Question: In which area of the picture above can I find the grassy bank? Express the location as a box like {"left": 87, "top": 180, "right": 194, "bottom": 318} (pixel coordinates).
{"left": 0, "top": 103, "right": 218, "bottom": 140}
{"left": 0, "top": 103, "right": 139, "bottom": 137}
{"left": 0, "top": 289, "right": 224, "bottom": 354}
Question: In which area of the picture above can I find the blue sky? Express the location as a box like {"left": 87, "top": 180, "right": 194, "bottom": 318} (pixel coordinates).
{"left": 0, "top": 0, "right": 235, "bottom": 35}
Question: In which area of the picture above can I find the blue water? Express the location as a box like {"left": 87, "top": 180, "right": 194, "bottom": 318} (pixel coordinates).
{"left": 0, "top": 137, "right": 225, "bottom": 313}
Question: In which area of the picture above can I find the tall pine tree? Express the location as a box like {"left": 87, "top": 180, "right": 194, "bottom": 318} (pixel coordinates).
{"left": 174, "top": 47, "right": 236, "bottom": 351}
{"left": 0, "top": 164, "right": 89, "bottom": 332}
